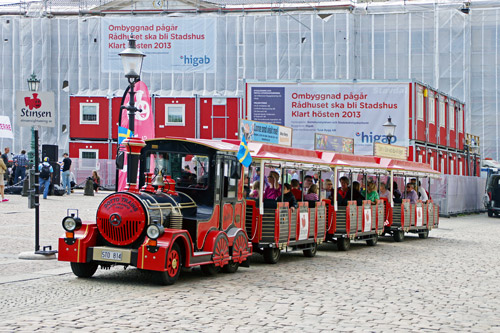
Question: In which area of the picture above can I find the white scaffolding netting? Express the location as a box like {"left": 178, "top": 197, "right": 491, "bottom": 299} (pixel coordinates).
{"left": 0, "top": 1, "right": 499, "bottom": 162}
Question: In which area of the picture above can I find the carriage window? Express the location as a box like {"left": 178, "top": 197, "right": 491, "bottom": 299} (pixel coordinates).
{"left": 145, "top": 151, "right": 209, "bottom": 189}
{"left": 222, "top": 158, "right": 239, "bottom": 198}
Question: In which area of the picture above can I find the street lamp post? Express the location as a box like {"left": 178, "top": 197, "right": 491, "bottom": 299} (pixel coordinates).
{"left": 119, "top": 36, "right": 146, "bottom": 191}
{"left": 383, "top": 116, "right": 397, "bottom": 145}
{"left": 26, "top": 73, "right": 56, "bottom": 256}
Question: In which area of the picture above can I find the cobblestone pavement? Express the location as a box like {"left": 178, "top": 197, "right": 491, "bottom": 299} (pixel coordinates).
{"left": 0, "top": 191, "right": 499, "bottom": 331}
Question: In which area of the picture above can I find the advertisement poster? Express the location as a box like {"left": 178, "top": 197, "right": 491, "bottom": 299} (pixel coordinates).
{"left": 247, "top": 82, "right": 409, "bottom": 155}
{"left": 298, "top": 212, "right": 309, "bottom": 241}
{"left": 315, "top": 133, "right": 354, "bottom": 154}
{"left": 240, "top": 119, "right": 292, "bottom": 147}
{"left": 0, "top": 116, "right": 13, "bottom": 139}
{"left": 102, "top": 17, "right": 216, "bottom": 73}
{"left": 363, "top": 208, "right": 372, "bottom": 232}
{"left": 15, "top": 91, "right": 55, "bottom": 128}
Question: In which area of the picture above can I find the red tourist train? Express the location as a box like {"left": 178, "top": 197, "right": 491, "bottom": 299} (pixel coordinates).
{"left": 58, "top": 136, "right": 439, "bottom": 285}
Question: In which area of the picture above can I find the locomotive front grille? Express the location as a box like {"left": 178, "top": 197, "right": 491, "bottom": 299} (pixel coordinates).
{"left": 170, "top": 212, "right": 183, "bottom": 229}
{"left": 97, "top": 217, "right": 146, "bottom": 246}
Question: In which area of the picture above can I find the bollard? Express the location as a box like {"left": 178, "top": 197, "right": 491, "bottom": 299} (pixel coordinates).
{"left": 22, "top": 177, "right": 30, "bottom": 197}
{"left": 84, "top": 178, "right": 94, "bottom": 196}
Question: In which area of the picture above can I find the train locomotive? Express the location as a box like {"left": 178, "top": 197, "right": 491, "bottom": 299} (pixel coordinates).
{"left": 58, "top": 137, "right": 252, "bottom": 285}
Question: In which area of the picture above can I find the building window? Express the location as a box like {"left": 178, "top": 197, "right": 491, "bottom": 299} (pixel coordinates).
{"left": 417, "top": 91, "right": 424, "bottom": 121}
{"left": 458, "top": 107, "right": 463, "bottom": 133}
{"left": 429, "top": 98, "right": 435, "bottom": 124}
{"left": 439, "top": 100, "right": 445, "bottom": 127}
{"left": 79, "top": 149, "right": 99, "bottom": 170}
{"left": 80, "top": 103, "right": 99, "bottom": 124}
{"left": 165, "top": 104, "right": 185, "bottom": 126}
{"left": 449, "top": 105, "right": 455, "bottom": 130}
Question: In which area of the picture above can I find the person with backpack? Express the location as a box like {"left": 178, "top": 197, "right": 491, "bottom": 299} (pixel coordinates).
{"left": 38, "top": 157, "right": 53, "bottom": 199}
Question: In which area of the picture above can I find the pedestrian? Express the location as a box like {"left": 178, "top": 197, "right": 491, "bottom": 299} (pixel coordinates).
{"left": 13, "top": 149, "right": 28, "bottom": 185}
{"left": 39, "top": 157, "right": 53, "bottom": 199}
{"left": 1, "top": 147, "right": 9, "bottom": 183}
{"left": 92, "top": 170, "right": 101, "bottom": 193}
{"left": 0, "top": 157, "right": 8, "bottom": 202}
{"left": 59, "top": 153, "right": 72, "bottom": 195}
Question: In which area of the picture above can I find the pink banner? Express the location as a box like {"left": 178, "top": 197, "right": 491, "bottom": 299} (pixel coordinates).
{"left": 118, "top": 81, "right": 154, "bottom": 192}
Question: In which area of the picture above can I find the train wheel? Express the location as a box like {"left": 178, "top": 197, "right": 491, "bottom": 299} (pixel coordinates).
{"left": 202, "top": 235, "right": 229, "bottom": 276}
{"left": 366, "top": 234, "right": 378, "bottom": 246}
{"left": 303, "top": 242, "right": 318, "bottom": 257}
{"left": 223, "top": 232, "right": 247, "bottom": 273}
{"left": 222, "top": 261, "right": 239, "bottom": 273}
{"left": 393, "top": 230, "right": 405, "bottom": 242}
{"left": 337, "top": 238, "right": 350, "bottom": 251}
{"left": 201, "top": 263, "right": 221, "bottom": 276}
{"left": 263, "top": 248, "right": 281, "bottom": 264}
{"left": 154, "top": 243, "right": 182, "bottom": 285}
{"left": 419, "top": 230, "right": 429, "bottom": 239}
{"left": 70, "top": 262, "right": 98, "bottom": 278}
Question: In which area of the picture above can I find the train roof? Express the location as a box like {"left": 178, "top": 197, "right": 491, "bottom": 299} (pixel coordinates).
{"left": 244, "top": 141, "right": 329, "bottom": 166}
{"left": 317, "top": 152, "right": 384, "bottom": 170}
{"left": 147, "top": 137, "right": 240, "bottom": 152}
{"left": 379, "top": 158, "right": 440, "bottom": 177}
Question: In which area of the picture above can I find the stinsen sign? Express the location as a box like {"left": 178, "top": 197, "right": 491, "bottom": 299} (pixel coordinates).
{"left": 15, "top": 91, "right": 55, "bottom": 128}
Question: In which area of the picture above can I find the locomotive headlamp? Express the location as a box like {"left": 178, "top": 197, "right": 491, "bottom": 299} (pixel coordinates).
{"left": 146, "top": 224, "right": 164, "bottom": 240}
{"left": 62, "top": 215, "right": 82, "bottom": 232}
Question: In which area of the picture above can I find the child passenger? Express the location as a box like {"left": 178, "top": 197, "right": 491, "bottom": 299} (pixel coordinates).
{"left": 304, "top": 184, "right": 319, "bottom": 201}
{"left": 249, "top": 181, "right": 260, "bottom": 199}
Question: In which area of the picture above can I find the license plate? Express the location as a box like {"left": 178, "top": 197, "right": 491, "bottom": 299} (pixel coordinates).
{"left": 101, "top": 250, "right": 122, "bottom": 261}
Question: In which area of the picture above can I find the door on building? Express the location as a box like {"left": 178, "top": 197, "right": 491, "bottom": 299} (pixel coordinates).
{"left": 200, "top": 98, "right": 239, "bottom": 140}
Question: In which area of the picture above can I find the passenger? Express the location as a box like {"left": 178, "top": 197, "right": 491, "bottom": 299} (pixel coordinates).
{"left": 281, "top": 183, "right": 298, "bottom": 210}
{"left": 264, "top": 171, "right": 281, "bottom": 200}
{"left": 290, "top": 179, "right": 302, "bottom": 201}
{"left": 393, "top": 181, "right": 402, "bottom": 200}
{"left": 243, "top": 177, "right": 251, "bottom": 198}
{"left": 337, "top": 176, "right": 351, "bottom": 206}
{"left": 402, "top": 183, "right": 418, "bottom": 204}
{"left": 313, "top": 173, "right": 320, "bottom": 184}
{"left": 379, "top": 182, "right": 391, "bottom": 200}
{"left": 324, "top": 179, "right": 334, "bottom": 201}
{"left": 303, "top": 175, "right": 313, "bottom": 193}
{"left": 366, "top": 180, "right": 379, "bottom": 204}
{"left": 249, "top": 181, "right": 260, "bottom": 199}
{"left": 417, "top": 181, "right": 429, "bottom": 203}
{"left": 252, "top": 167, "right": 268, "bottom": 187}
{"left": 352, "top": 181, "right": 365, "bottom": 205}
{"left": 304, "top": 184, "right": 319, "bottom": 201}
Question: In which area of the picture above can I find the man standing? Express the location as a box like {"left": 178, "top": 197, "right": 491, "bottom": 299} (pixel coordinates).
{"left": 1, "top": 147, "right": 9, "bottom": 183}
{"left": 38, "top": 157, "right": 53, "bottom": 199}
{"left": 13, "top": 149, "right": 28, "bottom": 185}
{"left": 60, "top": 153, "right": 72, "bottom": 195}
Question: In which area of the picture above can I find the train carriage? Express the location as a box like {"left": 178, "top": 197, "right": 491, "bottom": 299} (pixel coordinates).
{"left": 319, "top": 152, "right": 387, "bottom": 251}
{"left": 244, "top": 142, "right": 331, "bottom": 263}
{"left": 380, "top": 158, "right": 440, "bottom": 241}
{"left": 58, "top": 137, "right": 252, "bottom": 285}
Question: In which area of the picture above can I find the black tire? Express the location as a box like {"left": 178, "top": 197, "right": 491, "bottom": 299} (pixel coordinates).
{"left": 419, "top": 229, "right": 429, "bottom": 239}
{"left": 366, "top": 234, "right": 379, "bottom": 246}
{"left": 488, "top": 210, "right": 493, "bottom": 217}
{"left": 337, "top": 238, "right": 351, "bottom": 251}
{"left": 222, "top": 261, "right": 239, "bottom": 273}
{"left": 201, "top": 263, "right": 221, "bottom": 276}
{"left": 154, "top": 243, "right": 182, "bottom": 285}
{"left": 393, "top": 229, "right": 404, "bottom": 242}
{"left": 303, "top": 243, "right": 318, "bottom": 257}
{"left": 263, "top": 247, "right": 281, "bottom": 264}
{"left": 70, "top": 262, "right": 98, "bottom": 278}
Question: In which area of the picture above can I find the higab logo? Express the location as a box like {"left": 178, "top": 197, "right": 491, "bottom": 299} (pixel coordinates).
{"left": 180, "top": 55, "right": 210, "bottom": 67}
{"left": 24, "top": 93, "right": 42, "bottom": 110}
{"left": 356, "top": 131, "right": 397, "bottom": 144}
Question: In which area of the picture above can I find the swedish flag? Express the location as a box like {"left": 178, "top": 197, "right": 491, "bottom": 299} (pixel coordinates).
{"left": 237, "top": 135, "right": 252, "bottom": 167}
{"left": 118, "top": 126, "right": 134, "bottom": 145}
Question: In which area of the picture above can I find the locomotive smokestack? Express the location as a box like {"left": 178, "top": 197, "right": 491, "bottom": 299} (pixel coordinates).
{"left": 122, "top": 137, "right": 146, "bottom": 193}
